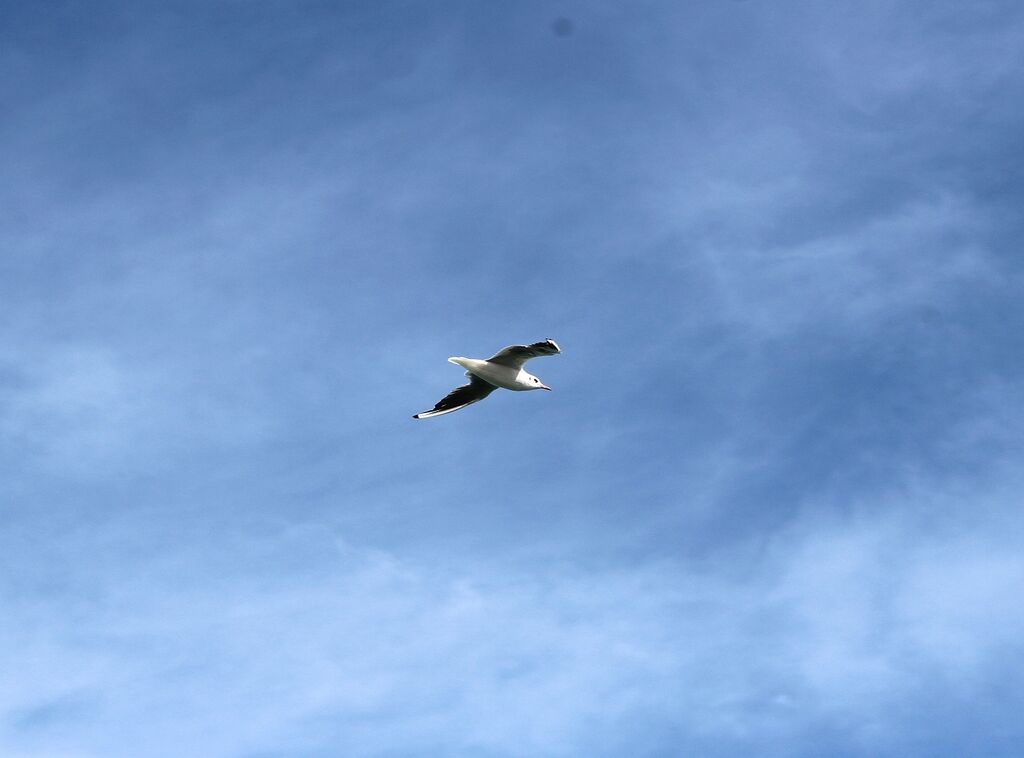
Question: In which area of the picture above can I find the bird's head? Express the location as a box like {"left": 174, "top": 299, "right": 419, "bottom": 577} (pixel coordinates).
{"left": 526, "top": 374, "right": 552, "bottom": 391}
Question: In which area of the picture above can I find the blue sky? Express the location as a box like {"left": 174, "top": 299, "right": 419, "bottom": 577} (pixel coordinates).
{"left": 2, "top": 1, "right": 1024, "bottom": 756}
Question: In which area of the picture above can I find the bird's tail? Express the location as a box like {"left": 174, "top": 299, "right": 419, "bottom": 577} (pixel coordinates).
{"left": 448, "top": 357, "right": 474, "bottom": 377}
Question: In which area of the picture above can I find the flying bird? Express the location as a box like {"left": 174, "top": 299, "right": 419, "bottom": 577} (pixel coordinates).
{"left": 413, "top": 339, "right": 561, "bottom": 419}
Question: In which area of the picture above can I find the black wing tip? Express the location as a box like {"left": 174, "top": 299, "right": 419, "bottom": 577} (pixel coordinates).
{"left": 413, "top": 406, "right": 466, "bottom": 419}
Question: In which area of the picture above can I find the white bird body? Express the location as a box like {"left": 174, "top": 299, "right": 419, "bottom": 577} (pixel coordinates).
{"left": 413, "top": 339, "right": 560, "bottom": 419}
{"left": 447, "top": 357, "right": 544, "bottom": 391}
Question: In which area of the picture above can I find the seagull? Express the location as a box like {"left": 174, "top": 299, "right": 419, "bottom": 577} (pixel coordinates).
{"left": 413, "top": 339, "right": 561, "bottom": 419}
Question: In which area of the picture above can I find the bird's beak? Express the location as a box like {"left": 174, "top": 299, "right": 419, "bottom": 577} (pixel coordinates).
{"left": 540, "top": 384, "right": 552, "bottom": 391}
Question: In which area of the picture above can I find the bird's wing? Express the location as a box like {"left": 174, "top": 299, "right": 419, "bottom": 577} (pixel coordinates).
{"left": 413, "top": 374, "right": 498, "bottom": 419}
{"left": 485, "top": 339, "right": 561, "bottom": 369}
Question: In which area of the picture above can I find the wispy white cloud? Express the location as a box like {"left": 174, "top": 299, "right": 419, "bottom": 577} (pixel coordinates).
{"left": 0, "top": 340, "right": 281, "bottom": 482}
{"left": 3, "top": 468, "right": 1023, "bottom": 757}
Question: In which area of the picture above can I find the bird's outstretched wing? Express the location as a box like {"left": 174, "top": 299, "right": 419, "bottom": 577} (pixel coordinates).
{"left": 413, "top": 374, "right": 497, "bottom": 419}
{"left": 486, "top": 339, "right": 561, "bottom": 369}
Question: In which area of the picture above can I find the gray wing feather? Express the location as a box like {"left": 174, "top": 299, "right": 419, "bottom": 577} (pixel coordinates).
{"left": 486, "top": 339, "right": 561, "bottom": 369}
